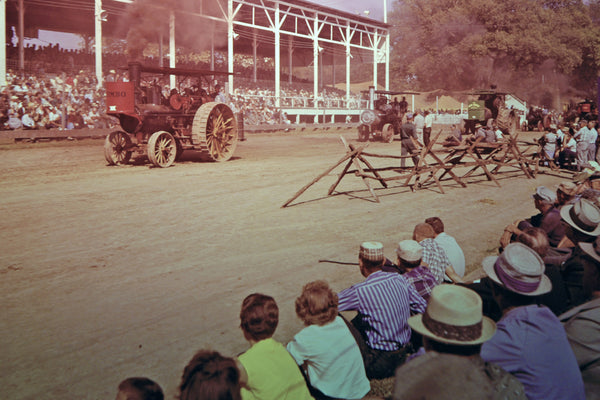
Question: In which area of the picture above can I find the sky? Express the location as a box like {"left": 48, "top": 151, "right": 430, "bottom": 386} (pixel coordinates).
{"left": 307, "top": 0, "right": 390, "bottom": 21}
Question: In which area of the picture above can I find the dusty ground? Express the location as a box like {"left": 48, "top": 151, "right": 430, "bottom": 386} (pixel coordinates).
{"left": 0, "top": 128, "right": 572, "bottom": 400}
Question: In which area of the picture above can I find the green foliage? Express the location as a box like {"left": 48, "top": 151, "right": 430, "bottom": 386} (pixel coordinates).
{"left": 389, "top": 0, "right": 600, "bottom": 103}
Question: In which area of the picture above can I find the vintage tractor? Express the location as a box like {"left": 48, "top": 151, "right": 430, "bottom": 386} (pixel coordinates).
{"left": 357, "top": 88, "right": 417, "bottom": 143}
{"left": 463, "top": 88, "right": 517, "bottom": 135}
{"left": 104, "top": 62, "right": 238, "bottom": 168}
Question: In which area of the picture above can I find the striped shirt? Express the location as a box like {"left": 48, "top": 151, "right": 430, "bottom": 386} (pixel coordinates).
{"left": 403, "top": 265, "right": 438, "bottom": 302}
{"left": 338, "top": 270, "right": 427, "bottom": 351}
{"left": 419, "top": 238, "right": 451, "bottom": 284}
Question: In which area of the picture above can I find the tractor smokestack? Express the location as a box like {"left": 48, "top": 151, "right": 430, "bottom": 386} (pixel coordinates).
{"left": 128, "top": 61, "right": 142, "bottom": 89}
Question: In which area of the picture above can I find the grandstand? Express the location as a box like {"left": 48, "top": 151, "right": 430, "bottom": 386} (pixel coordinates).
{"left": 2, "top": 0, "right": 391, "bottom": 124}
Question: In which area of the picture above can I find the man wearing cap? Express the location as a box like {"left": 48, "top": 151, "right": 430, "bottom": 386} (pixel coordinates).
{"left": 393, "top": 285, "right": 527, "bottom": 400}
{"left": 560, "top": 236, "right": 600, "bottom": 399}
{"left": 556, "top": 181, "right": 580, "bottom": 208}
{"left": 337, "top": 241, "right": 427, "bottom": 379}
{"left": 396, "top": 240, "right": 438, "bottom": 302}
{"left": 503, "top": 186, "right": 565, "bottom": 248}
{"left": 480, "top": 243, "right": 585, "bottom": 400}
{"left": 399, "top": 114, "right": 420, "bottom": 168}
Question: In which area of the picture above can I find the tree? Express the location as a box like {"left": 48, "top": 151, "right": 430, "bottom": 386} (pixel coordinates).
{"left": 389, "top": 0, "right": 600, "bottom": 104}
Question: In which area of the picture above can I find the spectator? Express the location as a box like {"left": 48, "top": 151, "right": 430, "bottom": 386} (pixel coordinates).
{"left": 236, "top": 293, "right": 313, "bottom": 400}
{"left": 560, "top": 235, "right": 600, "bottom": 399}
{"left": 413, "top": 223, "right": 461, "bottom": 283}
{"left": 425, "top": 216, "right": 466, "bottom": 280}
{"left": 393, "top": 285, "right": 526, "bottom": 400}
{"left": 399, "top": 113, "right": 420, "bottom": 168}
{"left": 413, "top": 110, "right": 424, "bottom": 143}
{"left": 177, "top": 349, "right": 241, "bottom": 400}
{"left": 286, "top": 280, "right": 370, "bottom": 400}
{"left": 395, "top": 240, "right": 438, "bottom": 302}
{"left": 502, "top": 186, "right": 565, "bottom": 248}
{"left": 480, "top": 242, "right": 585, "bottom": 400}
{"left": 556, "top": 181, "right": 580, "bottom": 208}
{"left": 337, "top": 241, "right": 426, "bottom": 379}
{"left": 115, "top": 377, "right": 163, "bottom": 400}
{"left": 423, "top": 110, "right": 433, "bottom": 147}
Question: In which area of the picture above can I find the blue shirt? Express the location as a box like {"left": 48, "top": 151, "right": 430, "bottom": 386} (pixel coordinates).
{"left": 481, "top": 305, "right": 585, "bottom": 400}
{"left": 337, "top": 270, "right": 427, "bottom": 351}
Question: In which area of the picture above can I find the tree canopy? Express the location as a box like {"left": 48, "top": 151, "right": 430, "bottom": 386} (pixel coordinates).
{"left": 389, "top": 0, "right": 600, "bottom": 105}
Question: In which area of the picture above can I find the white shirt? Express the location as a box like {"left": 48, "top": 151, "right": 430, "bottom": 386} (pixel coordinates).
{"left": 287, "top": 316, "right": 370, "bottom": 399}
{"left": 414, "top": 113, "right": 425, "bottom": 131}
{"left": 589, "top": 128, "right": 598, "bottom": 145}
{"left": 424, "top": 113, "right": 434, "bottom": 128}
{"left": 434, "top": 232, "right": 466, "bottom": 278}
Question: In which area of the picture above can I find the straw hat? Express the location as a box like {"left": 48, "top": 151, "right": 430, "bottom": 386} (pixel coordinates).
{"left": 560, "top": 198, "right": 600, "bottom": 236}
{"left": 408, "top": 285, "right": 496, "bottom": 346}
{"left": 579, "top": 236, "right": 600, "bottom": 263}
{"left": 482, "top": 242, "right": 552, "bottom": 296}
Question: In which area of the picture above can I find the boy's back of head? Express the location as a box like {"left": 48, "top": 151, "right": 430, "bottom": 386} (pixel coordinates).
{"left": 116, "top": 377, "right": 164, "bottom": 400}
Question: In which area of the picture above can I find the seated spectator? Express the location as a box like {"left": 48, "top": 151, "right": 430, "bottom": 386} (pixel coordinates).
{"left": 236, "top": 293, "right": 313, "bottom": 400}
{"left": 286, "top": 280, "right": 370, "bottom": 400}
{"left": 337, "top": 241, "right": 426, "bottom": 379}
{"left": 560, "top": 236, "right": 600, "bottom": 399}
{"left": 441, "top": 124, "right": 462, "bottom": 147}
{"left": 413, "top": 223, "right": 462, "bottom": 283}
{"left": 393, "top": 285, "right": 526, "bottom": 400}
{"left": 550, "top": 198, "right": 600, "bottom": 308}
{"left": 556, "top": 181, "right": 580, "bottom": 208}
{"left": 177, "top": 349, "right": 241, "bottom": 400}
{"left": 558, "top": 130, "right": 577, "bottom": 169}
{"left": 480, "top": 243, "right": 585, "bottom": 400}
{"left": 115, "top": 377, "right": 163, "bottom": 400}
{"left": 502, "top": 186, "right": 564, "bottom": 248}
{"left": 395, "top": 240, "right": 437, "bottom": 302}
{"left": 425, "top": 216, "right": 466, "bottom": 280}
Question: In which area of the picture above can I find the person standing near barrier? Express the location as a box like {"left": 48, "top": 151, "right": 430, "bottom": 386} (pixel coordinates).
{"left": 414, "top": 110, "right": 424, "bottom": 143}
{"left": 574, "top": 119, "right": 591, "bottom": 171}
{"left": 423, "top": 111, "right": 433, "bottom": 147}
{"left": 400, "top": 114, "right": 420, "bottom": 168}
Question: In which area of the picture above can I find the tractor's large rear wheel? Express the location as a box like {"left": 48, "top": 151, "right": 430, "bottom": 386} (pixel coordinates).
{"left": 147, "top": 131, "right": 176, "bottom": 168}
{"left": 192, "top": 102, "right": 238, "bottom": 161}
{"left": 104, "top": 131, "right": 132, "bottom": 165}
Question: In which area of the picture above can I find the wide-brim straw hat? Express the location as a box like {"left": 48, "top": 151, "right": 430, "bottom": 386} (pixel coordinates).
{"left": 560, "top": 198, "right": 600, "bottom": 236}
{"left": 482, "top": 242, "right": 552, "bottom": 296}
{"left": 579, "top": 236, "right": 600, "bottom": 263}
{"left": 408, "top": 284, "right": 496, "bottom": 346}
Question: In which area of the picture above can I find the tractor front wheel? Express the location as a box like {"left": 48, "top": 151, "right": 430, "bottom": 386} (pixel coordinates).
{"left": 147, "top": 131, "right": 177, "bottom": 168}
{"left": 104, "top": 131, "right": 132, "bottom": 165}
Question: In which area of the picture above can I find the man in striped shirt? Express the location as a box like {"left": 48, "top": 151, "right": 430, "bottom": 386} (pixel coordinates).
{"left": 338, "top": 241, "right": 427, "bottom": 379}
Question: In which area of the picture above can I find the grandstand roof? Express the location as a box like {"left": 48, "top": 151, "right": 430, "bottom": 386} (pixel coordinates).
{"left": 6, "top": 0, "right": 388, "bottom": 64}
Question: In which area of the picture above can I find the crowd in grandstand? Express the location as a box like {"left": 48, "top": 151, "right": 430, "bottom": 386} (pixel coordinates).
{"left": 109, "top": 179, "right": 600, "bottom": 399}
{"left": 2, "top": 43, "right": 466, "bottom": 131}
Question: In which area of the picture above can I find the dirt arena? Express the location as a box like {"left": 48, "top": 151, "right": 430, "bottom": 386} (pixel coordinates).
{"left": 0, "top": 128, "right": 572, "bottom": 400}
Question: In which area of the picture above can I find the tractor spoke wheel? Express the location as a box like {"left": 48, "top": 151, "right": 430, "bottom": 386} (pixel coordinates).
{"left": 147, "top": 131, "right": 176, "bottom": 168}
{"left": 104, "top": 131, "right": 132, "bottom": 165}
{"left": 192, "top": 102, "right": 238, "bottom": 162}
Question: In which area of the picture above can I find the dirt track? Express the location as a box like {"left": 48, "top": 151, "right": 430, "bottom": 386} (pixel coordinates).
{"left": 0, "top": 129, "right": 571, "bottom": 399}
